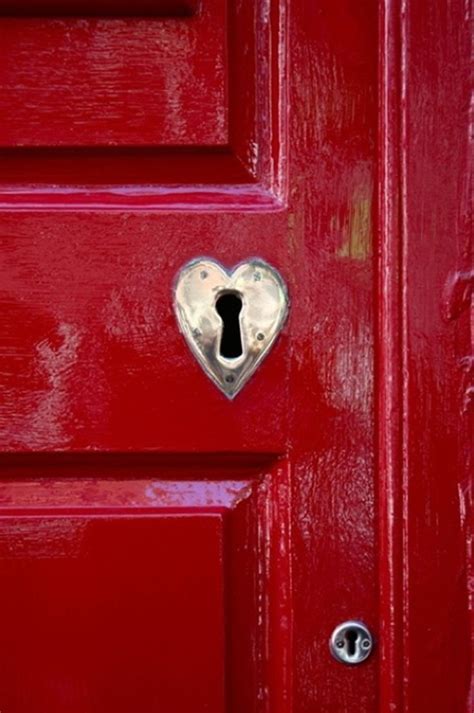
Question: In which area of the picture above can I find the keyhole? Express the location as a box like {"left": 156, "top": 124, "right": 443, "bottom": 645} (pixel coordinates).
{"left": 346, "top": 629, "right": 358, "bottom": 656}
{"left": 215, "top": 292, "right": 243, "bottom": 358}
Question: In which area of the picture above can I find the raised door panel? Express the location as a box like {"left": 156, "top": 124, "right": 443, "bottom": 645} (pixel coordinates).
{"left": 0, "top": 471, "right": 288, "bottom": 713}
{"left": 0, "top": 513, "right": 225, "bottom": 713}
{"left": 0, "top": 1, "right": 226, "bottom": 147}
{"left": 0, "top": 0, "right": 268, "bottom": 185}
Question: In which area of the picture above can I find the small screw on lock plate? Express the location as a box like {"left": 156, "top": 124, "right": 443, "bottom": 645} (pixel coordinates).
{"left": 329, "top": 621, "right": 374, "bottom": 665}
{"left": 173, "top": 258, "right": 289, "bottom": 398}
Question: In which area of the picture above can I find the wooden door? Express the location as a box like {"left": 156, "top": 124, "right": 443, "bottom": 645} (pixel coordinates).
{"left": 0, "top": 1, "right": 470, "bottom": 712}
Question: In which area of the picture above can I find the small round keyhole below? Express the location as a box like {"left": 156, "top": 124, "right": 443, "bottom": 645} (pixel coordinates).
{"left": 329, "top": 621, "right": 374, "bottom": 665}
{"left": 215, "top": 292, "right": 243, "bottom": 359}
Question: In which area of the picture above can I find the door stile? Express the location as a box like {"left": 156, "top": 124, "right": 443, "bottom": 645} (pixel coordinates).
{"left": 377, "top": 1, "right": 407, "bottom": 711}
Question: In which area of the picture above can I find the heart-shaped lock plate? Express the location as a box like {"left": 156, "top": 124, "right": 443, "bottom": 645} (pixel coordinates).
{"left": 173, "top": 258, "right": 289, "bottom": 398}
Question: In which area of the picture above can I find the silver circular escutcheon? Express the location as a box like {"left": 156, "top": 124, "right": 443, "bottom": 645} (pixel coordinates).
{"left": 329, "top": 621, "right": 374, "bottom": 665}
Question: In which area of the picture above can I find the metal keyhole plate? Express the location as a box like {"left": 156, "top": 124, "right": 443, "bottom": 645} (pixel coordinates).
{"left": 173, "top": 258, "right": 289, "bottom": 398}
{"left": 329, "top": 621, "right": 374, "bottom": 665}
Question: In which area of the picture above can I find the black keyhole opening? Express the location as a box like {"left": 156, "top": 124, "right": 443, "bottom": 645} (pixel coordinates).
{"left": 215, "top": 292, "right": 243, "bottom": 359}
{"left": 346, "top": 629, "right": 358, "bottom": 656}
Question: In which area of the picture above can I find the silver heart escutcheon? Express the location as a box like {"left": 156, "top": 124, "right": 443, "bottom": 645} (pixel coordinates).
{"left": 174, "top": 258, "right": 289, "bottom": 398}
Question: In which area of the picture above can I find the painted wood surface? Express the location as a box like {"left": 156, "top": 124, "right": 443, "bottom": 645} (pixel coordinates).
{"left": 0, "top": 4, "right": 227, "bottom": 146}
{"left": 0, "top": 1, "right": 199, "bottom": 15}
{"left": 0, "top": 1, "right": 471, "bottom": 711}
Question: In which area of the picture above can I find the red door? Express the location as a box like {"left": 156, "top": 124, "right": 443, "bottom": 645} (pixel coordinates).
{"left": 0, "top": 2, "right": 471, "bottom": 712}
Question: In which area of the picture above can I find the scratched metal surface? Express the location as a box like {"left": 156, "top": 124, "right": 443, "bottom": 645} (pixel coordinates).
{"left": 0, "top": 0, "right": 471, "bottom": 712}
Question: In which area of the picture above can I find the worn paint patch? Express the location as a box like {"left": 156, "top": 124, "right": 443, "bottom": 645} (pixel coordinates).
{"left": 320, "top": 318, "right": 373, "bottom": 413}
{"left": 335, "top": 180, "right": 373, "bottom": 260}
{"left": 0, "top": 518, "right": 87, "bottom": 559}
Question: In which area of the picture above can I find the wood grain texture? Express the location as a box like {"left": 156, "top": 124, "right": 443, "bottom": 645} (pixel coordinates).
{"left": 0, "top": 0, "right": 278, "bottom": 186}
{"left": 287, "top": 2, "right": 378, "bottom": 710}
{"left": 0, "top": 2, "right": 376, "bottom": 711}
{"left": 378, "top": 0, "right": 472, "bottom": 711}
{"left": 377, "top": 1, "right": 405, "bottom": 709}
{"left": 0, "top": 7, "right": 226, "bottom": 146}
{"left": 402, "top": 0, "right": 472, "bottom": 709}
{"left": 0, "top": 0, "right": 471, "bottom": 711}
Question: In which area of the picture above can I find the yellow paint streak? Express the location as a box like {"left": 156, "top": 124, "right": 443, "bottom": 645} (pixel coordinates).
{"left": 337, "top": 191, "right": 373, "bottom": 260}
